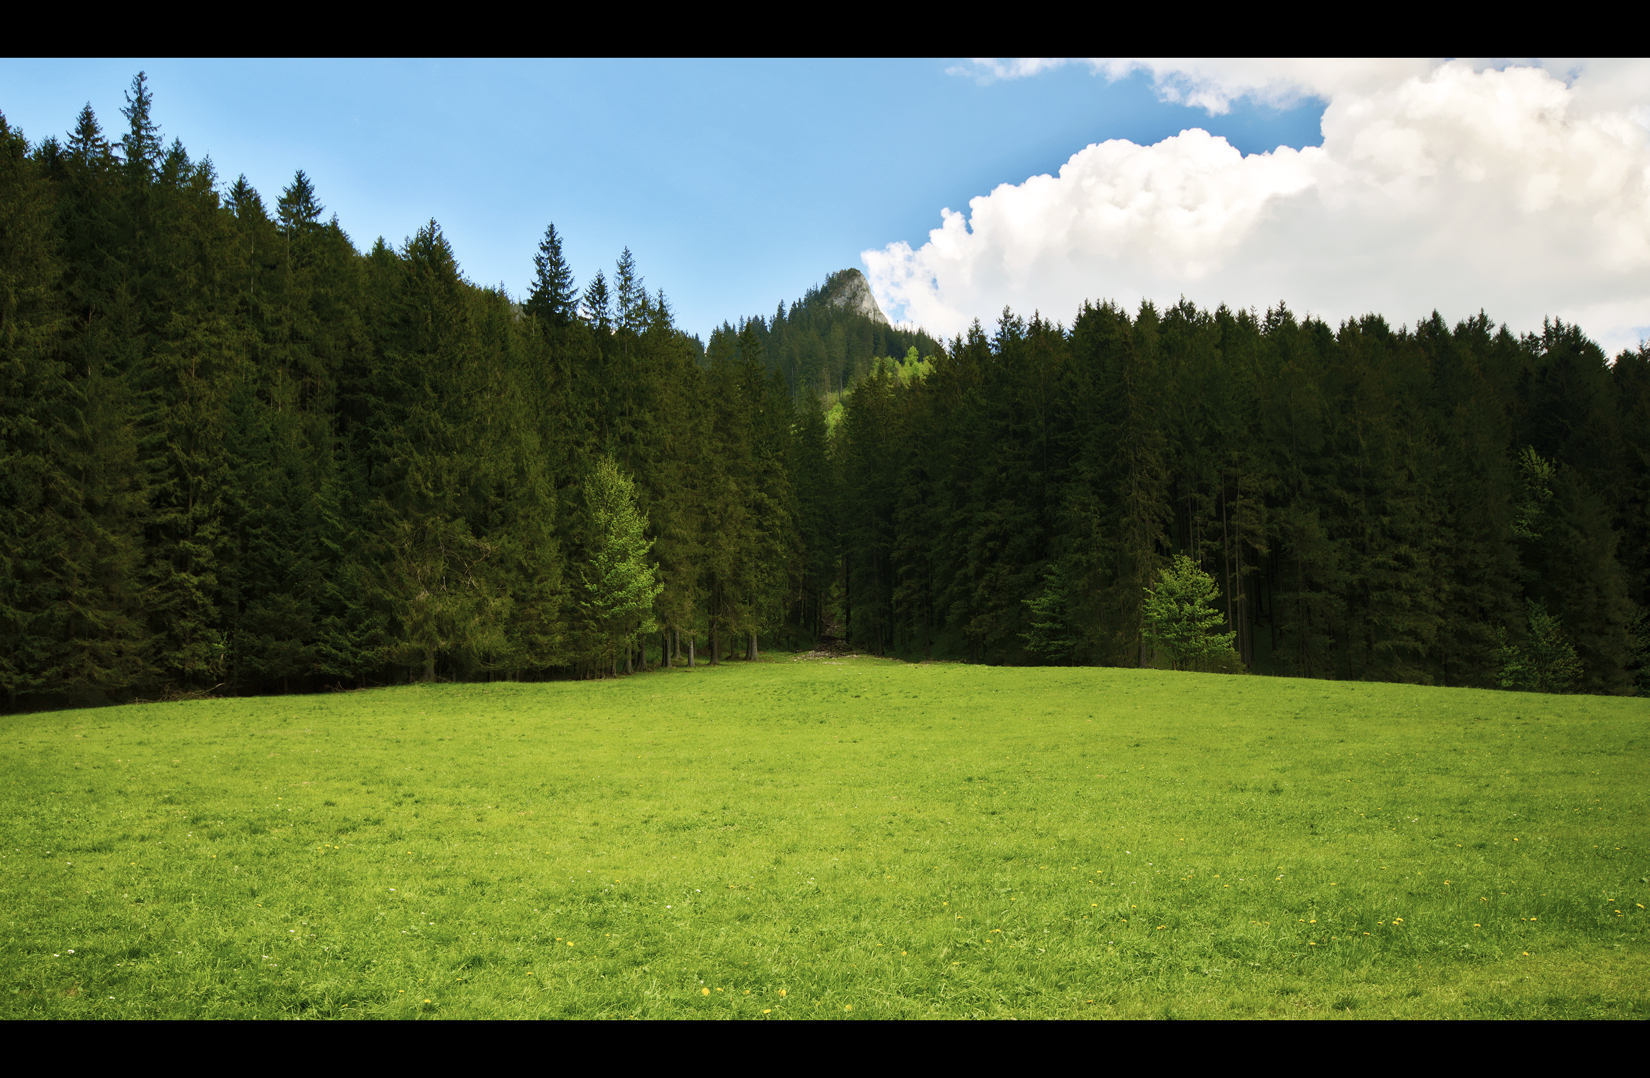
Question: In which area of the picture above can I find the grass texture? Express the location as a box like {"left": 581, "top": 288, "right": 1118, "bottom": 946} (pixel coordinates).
{"left": 3, "top": 655, "right": 1646, "bottom": 1019}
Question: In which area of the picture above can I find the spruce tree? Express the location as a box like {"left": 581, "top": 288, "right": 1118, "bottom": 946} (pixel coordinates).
{"left": 118, "top": 72, "right": 161, "bottom": 183}
{"left": 39, "top": 101, "right": 153, "bottom": 700}
{"left": 579, "top": 455, "right": 661, "bottom": 675}
{"left": 614, "top": 247, "right": 645, "bottom": 334}
{"left": 1497, "top": 599, "right": 1583, "bottom": 693}
{"left": 525, "top": 223, "right": 578, "bottom": 329}
{"left": 1021, "top": 563, "right": 1082, "bottom": 665}
{"left": 1143, "top": 554, "right": 1237, "bottom": 670}
{"left": 0, "top": 110, "right": 71, "bottom": 705}
{"left": 581, "top": 270, "right": 611, "bottom": 333}
{"left": 276, "top": 169, "right": 323, "bottom": 237}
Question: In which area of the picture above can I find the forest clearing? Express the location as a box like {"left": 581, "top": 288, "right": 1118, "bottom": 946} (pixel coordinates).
{"left": 3, "top": 657, "right": 1645, "bottom": 1019}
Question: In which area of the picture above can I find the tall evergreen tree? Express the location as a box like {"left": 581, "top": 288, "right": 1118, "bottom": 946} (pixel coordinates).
{"left": 578, "top": 455, "right": 661, "bottom": 675}
{"left": 581, "top": 269, "right": 611, "bottom": 333}
{"left": 276, "top": 169, "right": 323, "bottom": 237}
{"left": 37, "top": 101, "right": 153, "bottom": 700}
{"left": 118, "top": 72, "right": 161, "bottom": 183}
{"left": 0, "top": 110, "right": 73, "bottom": 706}
{"left": 524, "top": 223, "right": 578, "bottom": 329}
{"left": 614, "top": 246, "right": 645, "bottom": 334}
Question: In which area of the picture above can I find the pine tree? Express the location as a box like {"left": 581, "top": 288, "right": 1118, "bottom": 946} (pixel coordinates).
{"left": 0, "top": 110, "right": 71, "bottom": 706}
{"left": 525, "top": 223, "right": 577, "bottom": 329}
{"left": 1497, "top": 600, "right": 1583, "bottom": 693}
{"left": 37, "top": 100, "right": 153, "bottom": 700}
{"left": 276, "top": 169, "right": 323, "bottom": 237}
{"left": 365, "top": 221, "right": 505, "bottom": 681}
{"left": 1143, "top": 554, "right": 1237, "bottom": 671}
{"left": 581, "top": 269, "right": 611, "bottom": 333}
{"left": 118, "top": 72, "right": 161, "bottom": 184}
{"left": 614, "top": 247, "right": 645, "bottom": 335}
{"left": 1021, "top": 563, "right": 1082, "bottom": 665}
{"left": 132, "top": 128, "right": 243, "bottom": 692}
{"left": 579, "top": 455, "right": 661, "bottom": 675}
{"left": 791, "top": 393, "right": 837, "bottom": 642}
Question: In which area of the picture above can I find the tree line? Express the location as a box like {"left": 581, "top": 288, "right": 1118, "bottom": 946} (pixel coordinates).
{"left": 4, "top": 74, "right": 1647, "bottom": 710}
{"left": 823, "top": 301, "right": 1650, "bottom": 694}
{"left": 1, "top": 76, "right": 805, "bottom": 709}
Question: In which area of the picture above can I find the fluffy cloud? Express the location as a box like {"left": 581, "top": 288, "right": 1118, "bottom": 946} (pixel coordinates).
{"left": 867, "top": 60, "right": 1650, "bottom": 356}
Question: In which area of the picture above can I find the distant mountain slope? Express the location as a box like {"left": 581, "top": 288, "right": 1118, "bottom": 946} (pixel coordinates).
{"left": 709, "top": 268, "right": 940, "bottom": 398}
{"left": 822, "top": 268, "right": 890, "bottom": 326}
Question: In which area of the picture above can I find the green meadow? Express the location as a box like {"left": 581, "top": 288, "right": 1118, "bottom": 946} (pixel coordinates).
{"left": 3, "top": 656, "right": 1646, "bottom": 1019}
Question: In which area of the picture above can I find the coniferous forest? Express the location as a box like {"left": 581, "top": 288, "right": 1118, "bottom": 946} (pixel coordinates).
{"left": 3, "top": 76, "right": 1649, "bottom": 711}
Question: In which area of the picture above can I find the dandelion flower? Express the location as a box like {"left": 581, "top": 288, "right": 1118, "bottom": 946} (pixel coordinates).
{"left": 778, "top": 989, "right": 786, "bottom": 997}
{"left": 702, "top": 988, "right": 710, "bottom": 996}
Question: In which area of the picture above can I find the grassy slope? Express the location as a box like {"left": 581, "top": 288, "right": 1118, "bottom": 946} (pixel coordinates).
{"left": 3, "top": 656, "right": 1646, "bottom": 1019}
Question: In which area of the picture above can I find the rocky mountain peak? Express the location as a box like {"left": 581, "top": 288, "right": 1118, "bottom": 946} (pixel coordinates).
{"left": 822, "top": 268, "right": 890, "bottom": 326}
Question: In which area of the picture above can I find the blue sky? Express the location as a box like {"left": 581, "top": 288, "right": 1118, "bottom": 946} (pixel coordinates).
{"left": 0, "top": 58, "right": 1324, "bottom": 343}
{"left": 3, "top": 59, "right": 1646, "bottom": 355}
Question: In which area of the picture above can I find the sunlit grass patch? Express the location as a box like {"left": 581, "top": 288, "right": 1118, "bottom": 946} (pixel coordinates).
{"left": 2, "top": 659, "right": 1645, "bottom": 1018}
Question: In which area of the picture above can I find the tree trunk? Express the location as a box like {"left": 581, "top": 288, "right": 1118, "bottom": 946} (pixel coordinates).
{"left": 688, "top": 632, "right": 696, "bottom": 668}
{"left": 842, "top": 553, "right": 851, "bottom": 650}
{"left": 747, "top": 633, "right": 758, "bottom": 661}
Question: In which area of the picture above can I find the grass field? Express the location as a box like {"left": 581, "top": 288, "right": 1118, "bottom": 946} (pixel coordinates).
{"left": 3, "top": 655, "right": 1646, "bottom": 1019}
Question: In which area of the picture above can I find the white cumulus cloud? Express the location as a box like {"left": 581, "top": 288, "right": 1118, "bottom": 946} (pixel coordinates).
{"left": 867, "top": 60, "right": 1650, "bottom": 356}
